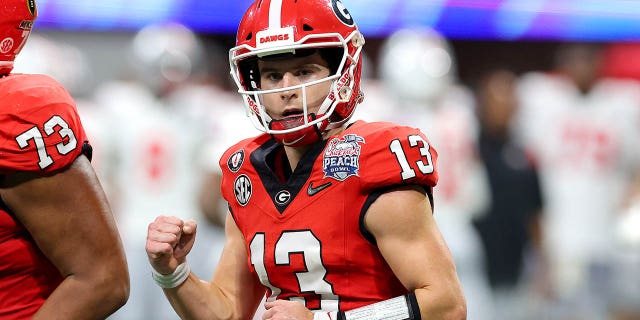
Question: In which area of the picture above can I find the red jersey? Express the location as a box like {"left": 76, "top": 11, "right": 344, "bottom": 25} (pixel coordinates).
{"left": 219, "top": 121, "right": 439, "bottom": 312}
{"left": 0, "top": 74, "right": 89, "bottom": 318}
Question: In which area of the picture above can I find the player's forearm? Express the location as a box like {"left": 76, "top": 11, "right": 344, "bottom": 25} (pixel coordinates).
{"left": 32, "top": 272, "right": 129, "bottom": 320}
{"left": 163, "top": 274, "right": 237, "bottom": 320}
{"left": 327, "top": 289, "right": 466, "bottom": 320}
{"left": 414, "top": 286, "right": 467, "bottom": 320}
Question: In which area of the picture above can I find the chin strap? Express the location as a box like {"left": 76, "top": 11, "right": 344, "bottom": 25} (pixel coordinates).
{"left": 269, "top": 114, "right": 328, "bottom": 147}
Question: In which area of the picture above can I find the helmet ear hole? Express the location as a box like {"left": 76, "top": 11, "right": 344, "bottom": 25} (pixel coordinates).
{"left": 303, "top": 24, "right": 314, "bottom": 31}
{"left": 239, "top": 58, "right": 260, "bottom": 90}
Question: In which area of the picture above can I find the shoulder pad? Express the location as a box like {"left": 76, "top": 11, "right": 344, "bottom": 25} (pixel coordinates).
{"left": 327, "top": 121, "right": 439, "bottom": 191}
{"left": 0, "top": 74, "right": 88, "bottom": 174}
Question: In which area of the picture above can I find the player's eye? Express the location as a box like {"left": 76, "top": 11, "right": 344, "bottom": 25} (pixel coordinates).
{"left": 263, "top": 72, "right": 283, "bottom": 82}
{"left": 296, "top": 68, "right": 313, "bottom": 76}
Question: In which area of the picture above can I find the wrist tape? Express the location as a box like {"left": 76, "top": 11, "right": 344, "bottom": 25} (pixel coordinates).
{"left": 337, "top": 292, "right": 421, "bottom": 320}
{"left": 151, "top": 262, "right": 191, "bottom": 288}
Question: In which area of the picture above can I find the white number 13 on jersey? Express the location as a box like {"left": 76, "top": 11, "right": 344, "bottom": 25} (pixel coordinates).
{"left": 250, "top": 230, "right": 339, "bottom": 310}
{"left": 390, "top": 134, "right": 435, "bottom": 180}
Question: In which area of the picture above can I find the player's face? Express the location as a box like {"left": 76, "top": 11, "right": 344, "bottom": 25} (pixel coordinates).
{"left": 257, "top": 52, "right": 332, "bottom": 120}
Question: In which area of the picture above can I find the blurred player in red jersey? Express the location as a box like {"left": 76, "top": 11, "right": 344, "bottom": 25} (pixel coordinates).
{"left": 0, "top": 1, "right": 129, "bottom": 319}
{"left": 145, "top": 0, "right": 466, "bottom": 319}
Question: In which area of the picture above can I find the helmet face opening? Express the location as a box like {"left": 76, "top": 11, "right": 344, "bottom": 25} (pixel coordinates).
{"left": 229, "top": 0, "right": 365, "bottom": 146}
{"left": 0, "top": 0, "right": 38, "bottom": 75}
{"left": 238, "top": 47, "right": 345, "bottom": 91}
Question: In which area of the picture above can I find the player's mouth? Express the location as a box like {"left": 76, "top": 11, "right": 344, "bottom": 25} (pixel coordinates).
{"left": 282, "top": 109, "right": 305, "bottom": 118}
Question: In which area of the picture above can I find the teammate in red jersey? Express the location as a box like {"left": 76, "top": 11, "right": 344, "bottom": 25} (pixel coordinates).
{"left": 145, "top": 0, "right": 466, "bottom": 319}
{"left": 0, "top": 1, "right": 129, "bottom": 319}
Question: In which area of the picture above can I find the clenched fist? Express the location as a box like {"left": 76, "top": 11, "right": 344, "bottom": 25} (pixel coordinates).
{"left": 263, "top": 300, "right": 314, "bottom": 320}
{"left": 146, "top": 216, "right": 198, "bottom": 275}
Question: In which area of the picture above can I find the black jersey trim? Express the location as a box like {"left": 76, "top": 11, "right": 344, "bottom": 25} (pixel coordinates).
{"left": 81, "top": 141, "right": 93, "bottom": 162}
{"left": 249, "top": 138, "right": 328, "bottom": 213}
{"left": 359, "top": 184, "right": 431, "bottom": 246}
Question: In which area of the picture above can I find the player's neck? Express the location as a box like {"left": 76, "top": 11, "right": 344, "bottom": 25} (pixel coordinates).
{"left": 283, "top": 145, "right": 308, "bottom": 172}
{"left": 283, "top": 127, "right": 345, "bottom": 170}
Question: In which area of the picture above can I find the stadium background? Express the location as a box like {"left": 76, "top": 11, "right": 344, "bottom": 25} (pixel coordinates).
{"left": 29, "top": 0, "right": 640, "bottom": 93}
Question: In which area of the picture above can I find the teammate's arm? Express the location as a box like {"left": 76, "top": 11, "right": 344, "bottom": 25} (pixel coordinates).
{"left": 364, "top": 185, "right": 467, "bottom": 320}
{"left": 1, "top": 155, "right": 129, "bottom": 319}
{"left": 146, "top": 212, "right": 265, "bottom": 320}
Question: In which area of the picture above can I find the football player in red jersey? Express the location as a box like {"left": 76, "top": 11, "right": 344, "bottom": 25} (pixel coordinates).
{"left": 0, "top": 1, "right": 129, "bottom": 319}
{"left": 145, "top": 0, "right": 466, "bottom": 319}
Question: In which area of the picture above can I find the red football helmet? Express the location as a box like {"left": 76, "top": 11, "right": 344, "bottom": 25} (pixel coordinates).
{"left": 229, "top": 0, "right": 365, "bottom": 147}
{"left": 0, "top": 0, "right": 37, "bottom": 76}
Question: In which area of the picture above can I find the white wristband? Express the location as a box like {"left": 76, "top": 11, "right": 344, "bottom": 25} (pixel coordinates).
{"left": 313, "top": 311, "right": 338, "bottom": 320}
{"left": 343, "top": 295, "right": 413, "bottom": 320}
{"left": 151, "top": 262, "right": 191, "bottom": 288}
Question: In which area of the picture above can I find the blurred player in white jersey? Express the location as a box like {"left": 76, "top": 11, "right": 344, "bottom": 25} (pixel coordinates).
{"left": 91, "top": 23, "right": 255, "bottom": 319}
{"left": 515, "top": 43, "right": 640, "bottom": 319}
{"left": 372, "top": 27, "right": 493, "bottom": 320}
{"left": 95, "top": 73, "right": 209, "bottom": 320}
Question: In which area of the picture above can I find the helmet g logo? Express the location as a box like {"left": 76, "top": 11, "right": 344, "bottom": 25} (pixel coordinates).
{"left": 332, "top": 0, "right": 354, "bottom": 26}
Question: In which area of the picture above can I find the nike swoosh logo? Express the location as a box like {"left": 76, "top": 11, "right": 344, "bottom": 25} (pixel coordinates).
{"left": 307, "top": 181, "right": 332, "bottom": 197}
